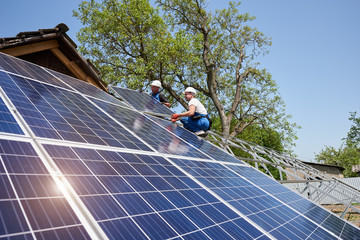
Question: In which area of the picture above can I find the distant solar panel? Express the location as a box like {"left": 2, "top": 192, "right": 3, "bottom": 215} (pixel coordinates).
{"left": 110, "top": 86, "right": 174, "bottom": 116}
{"left": 48, "top": 70, "right": 130, "bottom": 108}
{"left": 0, "top": 52, "right": 359, "bottom": 239}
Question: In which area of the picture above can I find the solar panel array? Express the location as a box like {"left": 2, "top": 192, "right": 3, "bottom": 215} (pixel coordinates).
{"left": 0, "top": 52, "right": 359, "bottom": 240}
{"left": 109, "top": 86, "right": 174, "bottom": 116}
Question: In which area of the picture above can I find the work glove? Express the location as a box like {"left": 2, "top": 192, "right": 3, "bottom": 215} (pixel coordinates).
{"left": 171, "top": 114, "right": 179, "bottom": 122}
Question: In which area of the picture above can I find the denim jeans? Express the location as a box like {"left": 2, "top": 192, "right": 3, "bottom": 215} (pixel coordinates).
{"left": 180, "top": 116, "right": 209, "bottom": 132}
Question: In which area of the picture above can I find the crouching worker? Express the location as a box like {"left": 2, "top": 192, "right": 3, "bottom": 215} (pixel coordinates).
{"left": 171, "top": 87, "right": 211, "bottom": 136}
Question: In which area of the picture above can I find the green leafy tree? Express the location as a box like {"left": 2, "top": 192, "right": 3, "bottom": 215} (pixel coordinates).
{"left": 211, "top": 116, "right": 287, "bottom": 179}
{"left": 315, "top": 144, "right": 360, "bottom": 177}
{"left": 74, "top": 0, "right": 299, "bottom": 149}
{"left": 74, "top": 0, "right": 173, "bottom": 88}
{"left": 315, "top": 111, "right": 360, "bottom": 177}
{"left": 234, "top": 126, "right": 287, "bottom": 180}
{"left": 346, "top": 111, "right": 360, "bottom": 146}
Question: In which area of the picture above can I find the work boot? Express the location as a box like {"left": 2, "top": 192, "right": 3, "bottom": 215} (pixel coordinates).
{"left": 195, "top": 130, "right": 206, "bottom": 137}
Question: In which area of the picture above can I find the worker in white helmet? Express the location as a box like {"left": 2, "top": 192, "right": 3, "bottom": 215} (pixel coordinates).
{"left": 150, "top": 80, "right": 170, "bottom": 107}
{"left": 171, "top": 87, "right": 211, "bottom": 135}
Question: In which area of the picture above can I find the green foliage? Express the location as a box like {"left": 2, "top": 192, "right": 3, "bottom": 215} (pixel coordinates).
{"left": 315, "top": 111, "right": 360, "bottom": 177}
{"left": 346, "top": 111, "right": 360, "bottom": 146}
{"left": 315, "top": 143, "right": 360, "bottom": 177}
{"left": 74, "top": 0, "right": 299, "bottom": 150}
{"left": 74, "top": 0, "right": 177, "bottom": 88}
{"left": 232, "top": 126, "right": 287, "bottom": 180}
{"left": 212, "top": 117, "right": 287, "bottom": 180}
{"left": 237, "top": 125, "right": 284, "bottom": 153}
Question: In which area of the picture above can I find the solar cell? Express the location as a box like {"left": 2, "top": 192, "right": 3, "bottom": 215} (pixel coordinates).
{"left": 110, "top": 86, "right": 174, "bottom": 115}
{"left": 0, "top": 96, "right": 24, "bottom": 135}
{"left": 1, "top": 52, "right": 359, "bottom": 239}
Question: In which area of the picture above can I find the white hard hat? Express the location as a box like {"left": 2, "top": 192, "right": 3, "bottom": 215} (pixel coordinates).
{"left": 151, "top": 80, "right": 161, "bottom": 88}
{"left": 184, "top": 87, "right": 196, "bottom": 95}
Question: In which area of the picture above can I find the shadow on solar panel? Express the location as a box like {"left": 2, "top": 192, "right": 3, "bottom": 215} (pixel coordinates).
{"left": 109, "top": 86, "right": 174, "bottom": 116}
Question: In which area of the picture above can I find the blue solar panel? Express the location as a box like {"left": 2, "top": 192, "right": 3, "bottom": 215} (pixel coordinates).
{"left": 149, "top": 115, "right": 243, "bottom": 164}
{"left": 0, "top": 96, "right": 23, "bottom": 135}
{"left": 47, "top": 69, "right": 129, "bottom": 108}
{"left": 0, "top": 71, "right": 151, "bottom": 151}
{"left": 0, "top": 52, "right": 128, "bottom": 108}
{"left": 43, "top": 145, "right": 269, "bottom": 239}
{"left": 0, "top": 53, "right": 72, "bottom": 90}
{"left": 92, "top": 98, "right": 210, "bottom": 159}
{"left": 1, "top": 52, "right": 359, "bottom": 239}
{"left": 170, "top": 158, "right": 360, "bottom": 239}
{"left": 110, "top": 86, "right": 174, "bottom": 115}
{"left": 0, "top": 139, "right": 90, "bottom": 240}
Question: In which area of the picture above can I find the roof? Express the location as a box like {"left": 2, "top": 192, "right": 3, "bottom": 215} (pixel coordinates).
{"left": 0, "top": 23, "right": 107, "bottom": 91}
{"left": 303, "top": 161, "right": 345, "bottom": 171}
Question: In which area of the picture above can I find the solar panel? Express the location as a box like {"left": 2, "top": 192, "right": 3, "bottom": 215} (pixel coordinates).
{"left": 92, "top": 98, "right": 210, "bottom": 159}
{"left": 0, "top": 51, "right": 359, "bottom": 239}
{"left": 48, "top": 70, "right": 130, "bottom": 108}
{"left": 42, "top": 145, "right": 269, "bottom": 239}
{"left": 110, "top": 86, "right": 174, "bottom": 116}
{"left": 171, "top": 158, "right": 360, "bottom": 239}
{"left": 0, "top": 53, "right": 72, "bottom": 90}
{"left": 148, "top": 115, "right": 242, "bottom": 163}
{"left": 0, "top": 71, "right": 150, "bottom": 151}
{"left": 0, "top": 96, "right": 23, "bottom": 135}
{"left": 0, "top": 139, "right": 91, "bottom": 239}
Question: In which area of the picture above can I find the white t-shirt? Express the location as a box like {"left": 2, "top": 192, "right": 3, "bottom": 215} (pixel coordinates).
{"left": 188, "top": 98, "right": 207, "bottom": 115}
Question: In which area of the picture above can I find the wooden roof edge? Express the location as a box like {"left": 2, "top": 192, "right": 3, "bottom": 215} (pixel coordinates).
{"left": 0, "top": 23, "right": 75, "bottom": 49}
{"left": 0, "top": 23, "right": 108, "bottom": 92}
{"left": 56, "top": 34, "right": 108, "bottom": 91}
{"left": 0, "top": 33, "right": 59, "bottom": 49}
{"left": 303, "top": 161, "right": 345, "bottom": 170}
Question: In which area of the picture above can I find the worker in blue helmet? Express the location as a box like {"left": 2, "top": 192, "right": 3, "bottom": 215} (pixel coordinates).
{"left": 171, "top": 87, "right": 211, "bottom": 135}
{"left": 150, "top": 80, "right": 171, "bottom": 107}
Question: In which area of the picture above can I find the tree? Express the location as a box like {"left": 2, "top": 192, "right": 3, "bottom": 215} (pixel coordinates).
{"left": 222, "top": 122, "right": 287, "bottom": 180}
{"left": 346, "top": 111, "right": 360, "bottom": 146}
{"left": 315, "top": 144, "right": 360, "bottom": 177}
{"left": 73, "top": 0, "right": 173, "bottom": 88}
{"left": 211, "top": 116, "right": 284, "bottom": 155}
{"left": 315, "top": 111, "right": 360, "bottom": 177}
{"left": 74, "top": 0, "right": 299, "bottom": 149}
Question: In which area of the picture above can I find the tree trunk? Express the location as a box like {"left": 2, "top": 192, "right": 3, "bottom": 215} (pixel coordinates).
{"left": 221, "top": 116, "right": 231, "bottom": 139}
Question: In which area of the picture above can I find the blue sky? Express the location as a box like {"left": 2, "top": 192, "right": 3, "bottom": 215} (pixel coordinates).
{"left": 2, "top": 0, "right": 360, "bottom": 162}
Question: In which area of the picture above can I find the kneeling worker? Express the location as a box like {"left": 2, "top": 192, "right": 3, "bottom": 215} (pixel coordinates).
{"left": 171, "top": 87, "right": 211, "bottom": 135}
{"left": 150, "top": 80, "right": 171, "bottom": 107}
